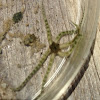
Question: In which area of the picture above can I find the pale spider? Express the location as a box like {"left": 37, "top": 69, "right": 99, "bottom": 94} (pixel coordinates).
{"left": 13, "top": 1, "right": 84, "bottom": 96}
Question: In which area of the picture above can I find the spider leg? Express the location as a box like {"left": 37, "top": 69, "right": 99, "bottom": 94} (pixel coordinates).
{"left": 58, "top": 32, "right": 82, "bottom": 58}
{"left": 41, "top": 53, "right": 55, "bottom": 90}
{"left": 69, "top": 20, "right": 79, "bottom": 29}
{"left": 55, "top": 30, "right": 75, "bottom": 43}
{"left": 13, "top": 49, "right": 51, "bottom": 92}
{"left": 79, "top": 7, "right": 85, "bottom": 28}
{"left": 59, "top": 42, "right": 70, "bottom": 50}
{"left": 55, "top": 15, "right": 84, "bottom": 43}
{"left": 42, "top": 1, "right": 53, "bottom": 45}
{"left": 69, "top": 8, "right": 85, "bottom": 33}
{"left": 36, "top": 53, "right": 55, "bottom": 99}
{"left": 58, "top": 31, "right": 82, "bottom": 58}
{"left": 59, "top": 33, "right": 82, "bottom": 49}
{"left": 57, "top": 48, "right": 73, "bottom": 58}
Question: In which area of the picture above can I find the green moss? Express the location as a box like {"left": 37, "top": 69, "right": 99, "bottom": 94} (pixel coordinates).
{"left": 13, "top": 12, "right": 23, "bottom": 23}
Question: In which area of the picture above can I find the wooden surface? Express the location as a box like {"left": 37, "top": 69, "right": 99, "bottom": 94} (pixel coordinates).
{"left": 68, "top": 17, "right": 100, "bottom": 100}
{"left": 0, "top": 0, "right": 100, "bottom": 100}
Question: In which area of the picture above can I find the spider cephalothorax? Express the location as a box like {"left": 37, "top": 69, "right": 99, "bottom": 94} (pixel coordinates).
{"left": 13, "top": 1, "right": 84, "bottom": 98}
{"left": 49, "top": 42, "right": 60, "bottom": 53}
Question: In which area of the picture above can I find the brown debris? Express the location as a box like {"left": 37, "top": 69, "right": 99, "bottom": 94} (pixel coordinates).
{"left": 0, "top": 79, "right": 16, "bottom": 99}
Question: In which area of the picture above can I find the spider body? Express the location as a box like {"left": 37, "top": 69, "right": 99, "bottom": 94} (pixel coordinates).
{"left": 49, "top": 42, "right": 60, "bottom": 54}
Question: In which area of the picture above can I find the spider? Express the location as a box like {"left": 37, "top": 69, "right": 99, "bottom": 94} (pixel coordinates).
{"left": 13, "top": 0, "right": 84, "bottom": 96}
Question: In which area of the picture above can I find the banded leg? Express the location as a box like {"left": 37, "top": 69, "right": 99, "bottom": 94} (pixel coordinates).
{"left": 55, "top": 30, "right": 75, "bottom": 43}
{"left": 59, "top": 33, "right": 82, "bottom": 49}
{"left": 13, "top": 49, "right": 51, "bottom": 92}
{"left": 79, "top": 8, "right": 85, "bottom": 28}
{"left": 41, "top": 53, "right": 55, "bottom": 91}
{"left": 42, "top": 1, "right": 53, "bottom": 45}
{"left": 70, "top": 8, "right": 85, "bottom": 34}
{"left": 58, "top": 34, "right": 82, "bottom": 58}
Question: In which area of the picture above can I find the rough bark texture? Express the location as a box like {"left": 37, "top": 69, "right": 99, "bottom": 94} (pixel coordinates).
{"left": 0, "top": 0, "right": 99, "bottom": 99}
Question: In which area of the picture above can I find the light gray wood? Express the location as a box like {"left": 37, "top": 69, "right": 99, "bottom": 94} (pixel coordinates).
{"left": 68, "top": 18, "right": 100, "bottom": 100}
{"left": 0, "top": 0, "right": 99, "bottom": 99}
{"left": 38, "top": 0, "right": 100, "bottom": 99}
{"left": 0, "top": 0, "right": 77, "bottom": 99}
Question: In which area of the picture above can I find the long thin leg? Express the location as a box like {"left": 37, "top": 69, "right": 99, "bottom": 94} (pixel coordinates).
{"left": 58, "top": 33, "right": 82, "bottom": 58}
{"left": 58, "top": 8, "right": 84, "bottom": 49}
{"left": 55, "top": 30, "right": 75, "bottom": 43}
{"left": 70, "top": 21, "right": 79, "bottom": 29}
{"left": 69, "top": 8, "right": 85, "bottom": 34}
{"left": 55, "top": 12, "right": 84, "bottom": 43}
{"left": 13, "top": 49, "right": 51, "bottom": 92}
{"left": 59, "top": 42, "right": 70, "bottom": 50}
{"left": 79, "top": 7, "right": 85, "bottom": 28}
{"left": 63, "top": 16, "right": 83, "bottom": 50}
{"left": 37, "top": 53, "right": 55, "bottom": 98}
{"left": 57, "top": 48, "right": 73, "bottom": 58}
{"left": 42, "top": 1, "right": 53, "bottom": 45}
{"left": 59, "top": 33, "right": 82, "bottom": 49}
{"left": 42, "top": 53, "right": 55, "bottom": 90}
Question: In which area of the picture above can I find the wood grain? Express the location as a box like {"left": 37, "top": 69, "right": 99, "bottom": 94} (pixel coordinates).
{"left": 68, "top": 17, "right": 100, "bottom": 100}
{"left": 0, "top": 0, "right": 99, "bottom": 99}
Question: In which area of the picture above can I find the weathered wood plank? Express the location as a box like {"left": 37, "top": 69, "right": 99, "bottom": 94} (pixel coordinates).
{"left": 0, "top": 0, "right": 78, "bottom": 99}
{"left": 68, "top": 17, "right": 100, "bottom": 100}
{"left": 0, "top": 0, "right": 99, "bottom": 99}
